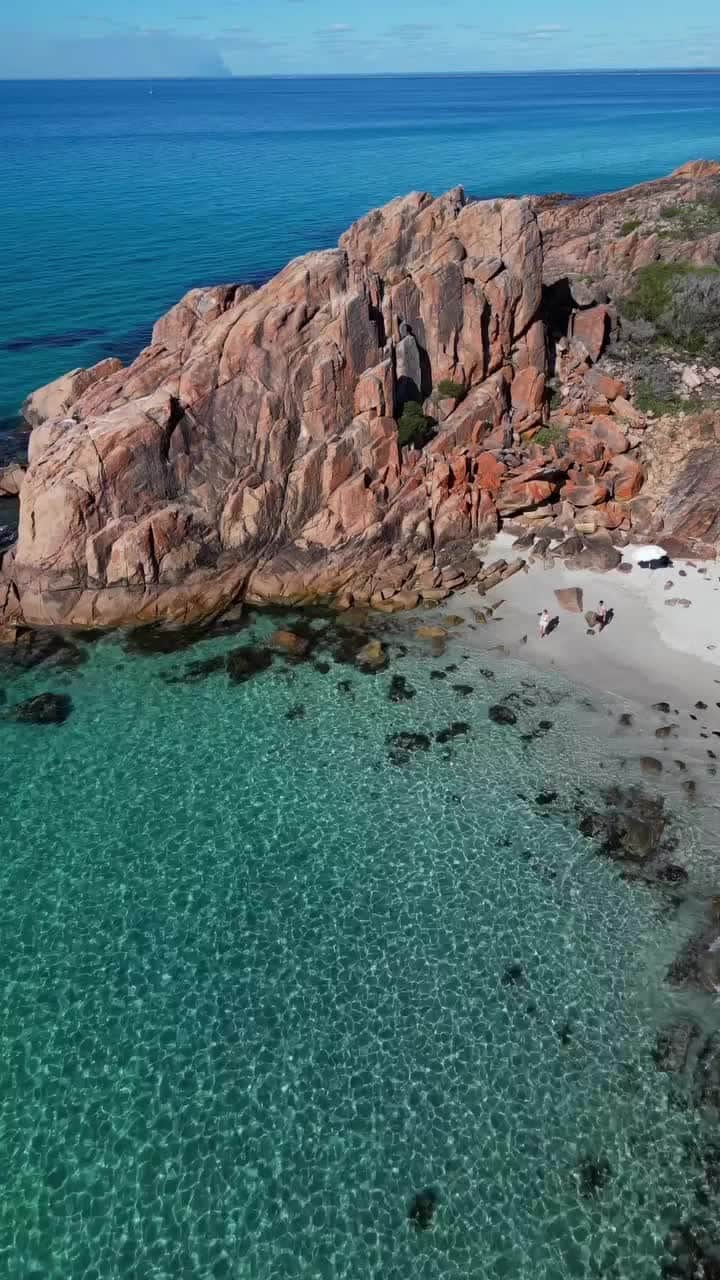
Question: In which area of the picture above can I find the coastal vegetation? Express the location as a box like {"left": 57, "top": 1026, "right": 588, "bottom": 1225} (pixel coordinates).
{"left": 658, "top": 197, "right": 720, "bottom": 239}
{"left": 633, "top": 380, "right": 690, "bottom": 417}
{"left": 397, "top": 400, "right": 436, "bottom": 448}
{"left": 435, "top": 378, "right": 466, "bottom": 401}
{"left": 622, "top": 261, "right": 720, "bottom": 359}
{"left": 534, "top": 423, "right": 569, "bottom": 449}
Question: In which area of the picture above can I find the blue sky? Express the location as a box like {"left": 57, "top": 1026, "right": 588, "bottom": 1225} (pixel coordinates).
{"left": 2, "top": 0, "right": 720, "bottom": 77}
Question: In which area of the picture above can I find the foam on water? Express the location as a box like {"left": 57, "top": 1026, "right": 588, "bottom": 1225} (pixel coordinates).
{"left": 0, "top": 613, "right": 717, "bottom": 1277}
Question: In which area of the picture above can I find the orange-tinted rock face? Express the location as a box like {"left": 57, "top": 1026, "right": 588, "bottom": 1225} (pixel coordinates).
{"left": 570, "top": 306, "right": 610, "bottom": 362}
{"left": 6, "top": 187, "right": 548, "bottom": 628}
{"left": 15, "top": 164, "right": 720, "bottom": 628}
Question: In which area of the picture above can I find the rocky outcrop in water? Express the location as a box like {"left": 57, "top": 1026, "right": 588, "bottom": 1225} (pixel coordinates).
{"left": 3, "top": 162, "right": 720, "bottom": 634}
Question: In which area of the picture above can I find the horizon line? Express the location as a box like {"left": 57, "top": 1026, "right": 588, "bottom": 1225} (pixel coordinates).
{"left": 2, "top": 67, "right": 720, "bottom": 83}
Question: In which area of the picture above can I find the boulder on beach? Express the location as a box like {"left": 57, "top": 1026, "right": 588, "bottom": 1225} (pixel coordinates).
{"left": 640, "top": 756, "right": 663, "bottom": 776}
{"left": 555, "top": 587, "right": 584, "bottom": 614}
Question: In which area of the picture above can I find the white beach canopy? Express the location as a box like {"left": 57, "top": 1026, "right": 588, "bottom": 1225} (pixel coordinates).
{"left": 628, "top": 544, "right": 668, "bottom": 563}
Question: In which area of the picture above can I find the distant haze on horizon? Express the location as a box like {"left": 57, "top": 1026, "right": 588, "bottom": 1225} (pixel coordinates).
{"left": 2, "top": 0, "right": 720, "bottom": 79}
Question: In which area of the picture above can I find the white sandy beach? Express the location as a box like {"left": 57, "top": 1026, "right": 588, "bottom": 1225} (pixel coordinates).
{"left": 459, "top": 531, "right": 720, "bottom": 705}
{"left": 451, "top": 533, "right": 720, "bottom": 808}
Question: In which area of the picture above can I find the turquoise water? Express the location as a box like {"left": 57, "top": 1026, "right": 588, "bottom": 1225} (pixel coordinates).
{"left": 0, "top": 612, "right": 716, "bottom": 1277}
{"left": 2, "top": 72, "right": 720, "bottom": 421}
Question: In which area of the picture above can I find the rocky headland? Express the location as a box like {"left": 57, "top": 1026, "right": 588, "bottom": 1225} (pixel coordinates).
{"left": 2, "top": 159, "right": 720, "bottom": 639}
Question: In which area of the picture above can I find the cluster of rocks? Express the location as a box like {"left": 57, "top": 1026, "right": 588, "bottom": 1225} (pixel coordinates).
{"left": 1, "top": 162, "right": 720, "bottom": 638}
{"left": 576, "top": 783, "right": 683, "bottom": 883}
{"left": 678, "top": 363, "right": 720, "bottom": 397}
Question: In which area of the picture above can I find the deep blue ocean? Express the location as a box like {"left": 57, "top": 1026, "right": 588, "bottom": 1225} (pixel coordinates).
{"left": 1, "top": 72, "right": 720, "bottom": 427}
{"left": 2, "top": 75, "right": 720, "bottom": 1278}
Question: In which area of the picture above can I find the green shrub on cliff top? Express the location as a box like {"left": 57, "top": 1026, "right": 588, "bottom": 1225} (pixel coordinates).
{"left": 622, "top": 261, "right": 720, "bottom": 358}
{"left": 534, "top": 423, "right": 568, "bottom": 450}
{"left": 658, "top": 199, "right": 720, "bottom": 240}
{"left": 397, "top": 401, "right": 435, "bottom": 449}
{"left": 436, "top": 378, "right": 466, "bottom": 401}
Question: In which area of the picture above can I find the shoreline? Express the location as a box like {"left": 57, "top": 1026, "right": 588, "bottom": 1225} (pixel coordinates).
{"left": 450, "top": 532, "right": 720, "bottom": 787}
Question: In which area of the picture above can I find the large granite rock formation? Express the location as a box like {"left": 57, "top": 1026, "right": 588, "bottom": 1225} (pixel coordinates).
{"left": 535, "top": 160, "right": 720, "bottom": 293}
{"left": 3, "top": 163, "right": 720, "bottom": 633}
{"left": 2, "top": 189, "right": 549, "bottom": 629}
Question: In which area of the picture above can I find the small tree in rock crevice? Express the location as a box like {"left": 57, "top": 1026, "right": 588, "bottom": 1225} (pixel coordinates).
{"left": 397, "top": 401, "right": 436, "bottom": 448}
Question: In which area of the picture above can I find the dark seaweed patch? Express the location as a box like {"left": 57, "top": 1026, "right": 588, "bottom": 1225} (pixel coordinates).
{"left": 408, "top": 1188, "right": 439, "bottom": 1231}
{"left": 435, "top": 722, "right": 471, "bottom": 745}
{"left": 226, "top": 646, "right": 273, "bottom": 684}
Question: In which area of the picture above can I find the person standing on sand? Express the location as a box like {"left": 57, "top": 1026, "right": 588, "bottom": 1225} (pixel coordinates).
{"left": 597, "top": 600, "right": 608, "bottom": 630}
{"left": 538, "top": 609, "right": 550, "bottom": 639}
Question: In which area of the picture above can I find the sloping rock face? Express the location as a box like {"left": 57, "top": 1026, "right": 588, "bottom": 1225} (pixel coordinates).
{"left": 21, "top": 358, "right": 124, "bottom": 428}
{"left": 5, "top": 165, "right": 720, "bottom": 634}
{"left": 4, "top": 189, "right": 549, "bottom": 628}
{"left": 535, "top": 161, "right": 720, "bottom": 292}
{"left": 659, "top": 444, "right": 720, "bottom": 554}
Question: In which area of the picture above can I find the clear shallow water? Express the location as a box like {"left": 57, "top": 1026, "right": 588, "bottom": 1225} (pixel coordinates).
{"left": 1, "top": 72, "right": 720, "bottom": 421}
{"left": 0, "top": 613, "right": 716, "bottom": 1277}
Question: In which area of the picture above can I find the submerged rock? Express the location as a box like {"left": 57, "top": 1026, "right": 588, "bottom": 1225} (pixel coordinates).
{"left": 355, "top": 640, "right": 388, "bottom": 672}
{"left": 502, "top": 962, "right": 525, "bottom": 986}
{"left": 666, "top": 910, "right": 720, "bottom": 993}
{"left": 435, "top": 722, "right": 470, "bottom": 744}
{"left": 416, "top": 625, "right": 448, "bottom": 642}
{"left": 0, "top": 627, "right": 89, "bottom": 673}
{"left": 408, "top": 1187, "right": 439, "bottom": 1231}
{"left": 654, "top": 1021, "right": 701, "bottom": 1073}
{"left": 388, "top": 674, "right": 416, "bottom": 703}
{"left": 576, "top": 1155, "right": 612, "bottom": 1198}
{"left": 695, "top": 1034, "right": 720, "bottom": 1112}
{"left": 489, "top": 704, "right": 517, "bottom": 726}
{"left": 269, "top": 628, "right": 310, "bottom": 659}
{"left": 9, "top": 691, "right": 73, "bottom": 725}
{"left": 662, "top": 1223, "right": 720, "bottom": 1278}
{"left": 163, "top": 653, "right": 228, "bottom": 684}
{"left": 124, "top": 623, "right": 216, "bottom": 657}
{"left": 578, "top": 785, "right": 668, "bottom": 866}
{"left": 226, "top": 646, "right": 273, "bottom": 684}
{"left": 386, "top": 731, "right": 432, "bottom": 766}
